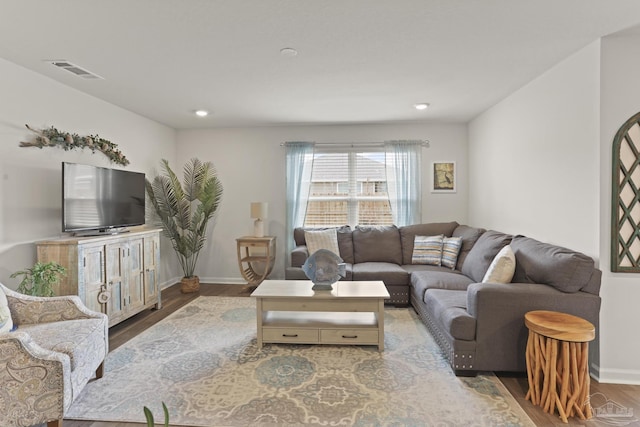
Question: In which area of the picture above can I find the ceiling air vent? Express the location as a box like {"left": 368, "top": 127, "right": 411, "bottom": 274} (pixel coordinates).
{"left": 47, "top": 60, "right": 104, "bottom": 80}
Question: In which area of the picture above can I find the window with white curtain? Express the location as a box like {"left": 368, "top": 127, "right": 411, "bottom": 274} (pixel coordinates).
{"left": 304, "top": 147, "right": 394, "bottom": 227}
{"left": 285, "top": 140, "right": 423, "bottom": 246}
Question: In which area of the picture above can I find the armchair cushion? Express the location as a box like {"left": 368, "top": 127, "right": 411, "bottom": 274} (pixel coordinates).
{"left": 19, "top": 318, "right": 106, "bottom": 372}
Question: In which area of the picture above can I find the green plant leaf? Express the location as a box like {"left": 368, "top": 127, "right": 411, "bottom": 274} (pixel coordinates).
{"left": 143, "top": 406, "right": 154, "bottom": 427}
{"left": 10, "top": 261, "right": 66, "bottom": 297}
{"left": 162, "top": 402, "right": 170, "bottom": 427}
{"left": 146, "top": 158, "right": 223, "bottom": 279}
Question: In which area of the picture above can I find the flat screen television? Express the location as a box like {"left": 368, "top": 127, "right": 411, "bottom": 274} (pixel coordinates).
{"left": 62, "top": 162, "right": 146, "bottom": 234}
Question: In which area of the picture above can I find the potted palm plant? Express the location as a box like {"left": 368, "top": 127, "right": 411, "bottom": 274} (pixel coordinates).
{"left": 146, "top": 158, "right": 223, "bottom": 293}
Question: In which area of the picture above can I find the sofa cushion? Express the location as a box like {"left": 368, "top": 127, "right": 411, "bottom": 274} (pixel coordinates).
{"left": 511, "top": 235, "right": 595, "bottom": 293}
{"left": 19, "top": 318, "right": 106, "bottom": 371}
{"left": 411, "top": 235, "right": 444, "bottom": 265}
{"left": 424, "top": 289, "right": 476, "bottom": 341}
{"left": 294, "top": 226, "right": 354, "bottom": 264}
{"left": 399, "top": 222, "right": 459, "bottom": 265}
{"left": 291, "top": 246, "right": 309, "bottom": 268}
{"left": 482, "top": 245, "right": 516, "bottom": 284}
{"left": 287, "top": 264, "right": 354, "bottom": 281}
{"left": 402, "top": 264, "right": 462, "bottom": 274}
{"left": 353, "top": 225, "right": 402, "bottom": 264}
{"left": 582, "top": 269, "right": 602, "bottom": 296}
{"left": 452, "top": 225, "right": 486, "bottom": 270}
{"left": 0, "top": 286, "right": 13, "bottom": 333}
{"left": 352, "top": 262, "right": 409, "bottom": 285}
{"left": 411, "top": 270, "right": 474, "bottom": 302}
{"left": 461, "top": 230, "right": 512, "bottom": 283}
{"left": 441, "top": 236, "right": 463, "bottom": 269}
{"left": 305, "top": 228, "right": 339, "bottom": 256}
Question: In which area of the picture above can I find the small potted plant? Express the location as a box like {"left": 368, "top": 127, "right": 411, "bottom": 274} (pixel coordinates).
{"left": 10, "top": 261, "right": 67, "bottom": 297}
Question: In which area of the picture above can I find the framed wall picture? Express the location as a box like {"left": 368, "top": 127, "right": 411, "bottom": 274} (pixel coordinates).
{"left": 432, "top": 161, "right": 456, "bottom": 193}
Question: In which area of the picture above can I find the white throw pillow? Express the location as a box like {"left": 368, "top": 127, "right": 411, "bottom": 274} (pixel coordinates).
{"left": 305, "top": 228, "right": 340, "bottom": 256}
{"left": 0, "top": 286, "right": 14, "bottom": 333}
{"left": 482, "top": 245, "right": 516, "bottom": 284}
{"left": 412, "top": 235, "right": 444, "bottom": 266}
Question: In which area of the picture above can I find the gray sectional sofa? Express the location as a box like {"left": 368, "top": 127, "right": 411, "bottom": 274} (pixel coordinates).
{"left": 285, "top": 222, "right": 602, "bottom": 375}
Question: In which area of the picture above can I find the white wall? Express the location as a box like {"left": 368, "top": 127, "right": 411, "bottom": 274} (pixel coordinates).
{"left": 468, "top": 42, "right": 601, "bottom": 257}
{"left": 177, "top": 123, "right": 467, "bottom": 282}
{"left": 470, "top": 39, "right": 640, "bottom": 384}
{"left": 0, "top": 58, "right": 179, "bottom": 289}
{"left": 599, "top": 32, "right": 640, "bottom": 384}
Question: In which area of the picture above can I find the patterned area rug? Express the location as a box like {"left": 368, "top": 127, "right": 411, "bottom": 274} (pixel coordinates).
{"left": 66, "top": 296, "right": 535, "bottom": 426}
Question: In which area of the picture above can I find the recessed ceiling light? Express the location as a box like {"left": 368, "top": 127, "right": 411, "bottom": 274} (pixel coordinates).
{"left": 414, "top": 103, "right": 430, "bottom": 110}
{"left": 280, "top": 47, "right": 298, "bottom": 57}
{"left": 195, "top": 110, "right": 209, "bottom": 117}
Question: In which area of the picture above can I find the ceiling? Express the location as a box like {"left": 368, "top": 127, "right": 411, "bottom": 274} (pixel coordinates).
{"left": 2, "top": 1, "right": 640, "bottom": 130}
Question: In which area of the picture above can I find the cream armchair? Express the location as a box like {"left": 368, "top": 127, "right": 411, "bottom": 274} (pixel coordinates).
{"left": 0, "top": 283, "right": 108, "bottom": 427}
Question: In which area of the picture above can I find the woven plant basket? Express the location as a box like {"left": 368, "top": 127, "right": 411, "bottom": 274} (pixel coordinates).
{"left": 180, "top": 276, "right": 200, "bottom": 293}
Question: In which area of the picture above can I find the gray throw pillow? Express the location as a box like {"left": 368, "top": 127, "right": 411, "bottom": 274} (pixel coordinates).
{"left": 461, "top": 230, "right": 512, "bottom": 282}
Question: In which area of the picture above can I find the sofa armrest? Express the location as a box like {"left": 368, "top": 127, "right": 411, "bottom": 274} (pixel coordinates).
{"left": 467, "top": 282, "right": 601, "bottom": 324}
{"left": 2, "top": 284, "right": 103, "bottom": 325}
{"left": 0, "top": 331, "right": 72, "bottom": 425}
{"left": 466, "top": 282, "right": 601, "bottom": 372}
{"left": 291, "top": 245, "right": 309, "bottom": 268}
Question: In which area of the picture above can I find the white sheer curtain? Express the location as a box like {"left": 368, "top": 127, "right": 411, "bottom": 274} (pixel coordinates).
{"left": 285, "top": 141, "right": 315, "bottom": 259}
{"left": 385, "top": 140, "right": 422, "bottom": 226}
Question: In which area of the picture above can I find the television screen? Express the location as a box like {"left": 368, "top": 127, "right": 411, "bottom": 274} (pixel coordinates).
{"left": 62, "top": 162, "right": 146, "bottom": 233}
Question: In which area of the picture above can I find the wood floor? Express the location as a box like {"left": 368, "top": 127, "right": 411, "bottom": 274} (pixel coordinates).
{"left": 63, "top": 283, "right": 640, "bottom": 427}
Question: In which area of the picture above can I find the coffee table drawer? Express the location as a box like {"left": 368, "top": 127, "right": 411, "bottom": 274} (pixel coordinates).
{"left": 263, "top": 328, "right": 319, "bottom": 343}
{"left": 320, "top": 329, "right": 379, "bottom": 344}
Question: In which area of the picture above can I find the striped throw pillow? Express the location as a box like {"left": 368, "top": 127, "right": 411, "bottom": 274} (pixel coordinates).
{"left": 442, "top": 236, "right": 463, "bottom": 269}
{"left": 412, "top": 235, "right": 444, "bottom": 265}
{"left": 305, "top": 228, "right": 340, "bottom": 256}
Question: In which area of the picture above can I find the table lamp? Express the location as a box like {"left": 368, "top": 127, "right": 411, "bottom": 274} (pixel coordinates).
{"left": 251, "top": 202, "right": 268, "bottom": 237}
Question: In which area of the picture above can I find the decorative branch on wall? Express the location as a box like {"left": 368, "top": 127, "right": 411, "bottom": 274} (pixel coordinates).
{"left": 20, "top": 124, "right": 130, "bottom": 166}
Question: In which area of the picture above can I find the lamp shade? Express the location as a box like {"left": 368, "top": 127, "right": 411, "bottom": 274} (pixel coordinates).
{"left": 250, "top": 202, "right": 268, "bottom": 219}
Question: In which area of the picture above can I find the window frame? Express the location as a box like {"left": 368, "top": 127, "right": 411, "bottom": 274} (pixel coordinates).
{"left": 304, "top": 146, "right": 393, "bottom": 228}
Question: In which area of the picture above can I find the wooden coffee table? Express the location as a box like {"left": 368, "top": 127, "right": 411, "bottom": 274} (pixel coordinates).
{"left": 251, "top": 280, "right": 390, "bottom": 350}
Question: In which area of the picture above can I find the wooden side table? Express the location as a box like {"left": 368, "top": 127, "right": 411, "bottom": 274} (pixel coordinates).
{"left": 524, "top": 310, "right": 595, "bottom": 423}
{"left": 236, "top": 236, "right": 276, "bottom": 286}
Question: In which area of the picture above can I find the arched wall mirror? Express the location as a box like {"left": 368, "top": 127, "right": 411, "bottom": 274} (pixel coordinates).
{"left": 612, "top": 111, "right": 640, "bottom": 272}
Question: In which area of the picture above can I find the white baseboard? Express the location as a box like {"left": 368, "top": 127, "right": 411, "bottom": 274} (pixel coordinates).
{"left": 199, "top": 277, "right": 247, "bottom": 285}
{"left": 159, "top": 277, "right": 248, "bottom": 289}
{"left": 159, "top": 277, "right": 181, "bottom": 289}
{"left": 591, "top": 363, "right": 640, "bottom": 384}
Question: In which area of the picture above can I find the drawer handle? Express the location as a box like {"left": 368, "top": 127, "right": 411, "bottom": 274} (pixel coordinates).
{"left": 342, "top": 335, "right": 358, "bottom": 339}
{"left": 282, "top": 334, "right": 299, "bottom": 338}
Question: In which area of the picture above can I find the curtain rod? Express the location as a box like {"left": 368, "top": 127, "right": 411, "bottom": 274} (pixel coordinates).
{"left": 281, "top": 140, "right": 430, "bottom": 147}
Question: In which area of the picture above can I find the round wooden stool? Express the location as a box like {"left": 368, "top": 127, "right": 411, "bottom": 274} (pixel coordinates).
{"left": 524, "top": 310, "right": 595, "bottom": 423}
